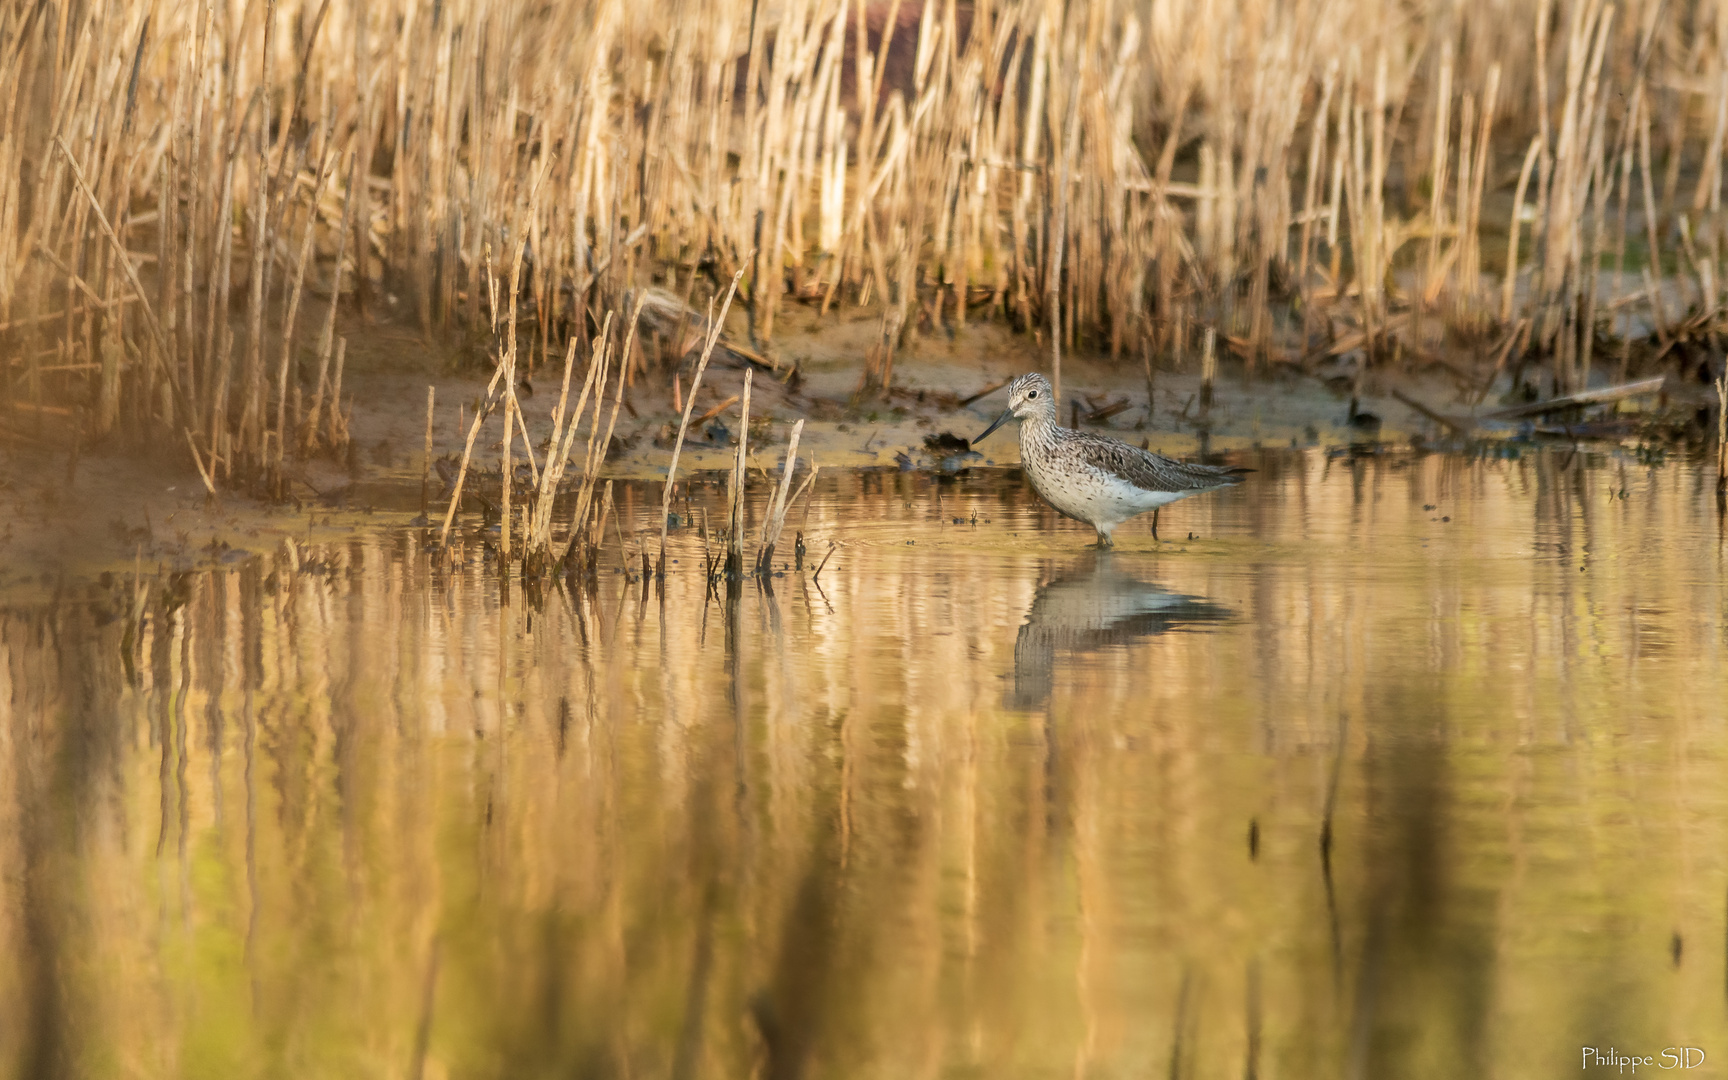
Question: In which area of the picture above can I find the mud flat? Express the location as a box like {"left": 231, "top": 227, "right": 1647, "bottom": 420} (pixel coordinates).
{"left": 3, "top": 290, "right": 1717, "bottom": 601}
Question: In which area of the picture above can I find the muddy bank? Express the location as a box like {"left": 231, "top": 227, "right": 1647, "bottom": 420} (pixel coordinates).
{"left": 0, "top": 299, "right": 1712, "bottom": 599}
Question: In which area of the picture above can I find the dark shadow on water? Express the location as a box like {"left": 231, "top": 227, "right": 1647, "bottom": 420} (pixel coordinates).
{"left": 1009, "top": 551, "right": 1233, "bottom": 709}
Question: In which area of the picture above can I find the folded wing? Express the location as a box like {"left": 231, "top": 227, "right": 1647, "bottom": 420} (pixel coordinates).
{"left": 1077, "top": 434, "right": 1247, "bottom": 494}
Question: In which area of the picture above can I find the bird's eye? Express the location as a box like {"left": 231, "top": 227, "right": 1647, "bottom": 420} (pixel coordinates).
{"left": 1027, "top": 389, "right": 1039, "bottom": 399}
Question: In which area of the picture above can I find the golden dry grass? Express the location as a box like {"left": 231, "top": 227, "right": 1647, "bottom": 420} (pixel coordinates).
{"left": 0, "top": 0, "right": 1722, "bottom": 486}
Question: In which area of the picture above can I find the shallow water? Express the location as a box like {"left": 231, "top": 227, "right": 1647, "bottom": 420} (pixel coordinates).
{"left": 4, "top": 448, "right": 1727, "bottom": 1080}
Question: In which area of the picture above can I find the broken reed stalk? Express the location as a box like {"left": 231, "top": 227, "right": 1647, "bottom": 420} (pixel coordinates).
{"left": 1423, "top": 42, "right": 1453, "bottom": 316}
{"left": 812, "top": 541, "right": 837, "bottom": 584}
{"left": 438, "top": 358, "right": 511, "bottom": 547}
{"left": 756, "top": 419, "right": 805, "bottom": 574}
{"left": 784, "top": 457, "right": 820, "bottom": 569}
{"left": 553, "top": 301, "right": 640, "bottom": 573}
{"left": 565, "top": 332, "right": 618, "bottom": 564}
{"left": 497, "top": 151, "right": 556, "bottom": 562}
{"left": 658, "top": 268, "right": 746, "bottom": 574}
{"left": 794, "top": 459, "right": 821, "bottom": 536}
{"left": 524, "top": 337, "right": 587, "bottom": 554}
{"left": 327, "top": 339, "right": 348, "bottom": 447}
{"left": 1199, "top": 328, "right": 1217, "bottom": 412}
{"left": 546, "top": 316, "right": 615, "bottom": 562}
{"left": 1638, "top": 99, "right": 1670, "bottom": 340}
{"left": 305, "top": 163, "right": 353, "bottom": 452}
{"left": 1460, "top": 67, "right": 1500, "bottom": 323}
{"left": 581, "top": 314, "right": 636, "bottom": 543}
{"left": 593, "top": 481, "right": 616, "bottom": 566}
{"left": 421, "top": 385, "right": 434, "bottom": 517}
{"left": 532, "top": 299, "right": 643, "bottom": 569}
{"left": 1503, "top": 137, "right": 1543, "bottom": 324}
{"left": 185, "top": 428, "right": 218, "bottom": 497}
{"left": 274, "top": 147, "right": 337, "bottom": 486}
{"left": 54, "top": 136, "right": 180, "bottom": 412}
{"left": 612, "top": 482, "right": 632, "bottom": 575}
{"left": 725, "top": 368, "right": 754, "bottom": 579}
{"left": 699, "top": 506, "right": 713, "bottom": 582}
{"left": 510, "top": 389, "right": 541, "bottom": 488}
{"left": 1718, "top": 365, "right": 1728, "bottom": 494}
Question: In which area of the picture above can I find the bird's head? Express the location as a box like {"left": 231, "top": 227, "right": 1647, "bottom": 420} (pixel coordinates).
{"left": 975, "top": 373, "right": 1056, "bottom": 443}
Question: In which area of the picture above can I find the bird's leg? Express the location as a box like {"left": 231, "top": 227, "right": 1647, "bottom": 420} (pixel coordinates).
{"left": 1151, "top": 507, "right": 1160, "bottom": 541}
{"left": 1095, "top": 528, "right": 1114, "bottom": 548}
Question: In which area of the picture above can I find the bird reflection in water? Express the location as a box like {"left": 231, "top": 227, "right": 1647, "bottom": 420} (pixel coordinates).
{"left": 1010, "top": 551, "right": 1233, "bottom": 708}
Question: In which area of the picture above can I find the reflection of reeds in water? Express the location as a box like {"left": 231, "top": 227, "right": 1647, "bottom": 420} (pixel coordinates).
{"left": 13, "top": 1, "right": 1728, "bottom": 485}
{"left": 2, "top": 455, "right": 1727, "bottom": 1075}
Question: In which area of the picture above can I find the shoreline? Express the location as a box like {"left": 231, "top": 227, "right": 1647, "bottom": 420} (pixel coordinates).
{"left": 0, "top": 303, "right": 1709, "bottom": 603}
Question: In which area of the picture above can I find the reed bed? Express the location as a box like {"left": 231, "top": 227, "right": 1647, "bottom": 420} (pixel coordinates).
{"left": 435, "top": 299, "right": 647, "bottom": 579}
{"left": 8, "top": 0, "right": 1728, "bottom": 486}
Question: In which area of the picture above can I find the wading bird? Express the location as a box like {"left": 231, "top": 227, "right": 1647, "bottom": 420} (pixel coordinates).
{"left": 973, "top": 373, "right": 1247, "bottom": 546}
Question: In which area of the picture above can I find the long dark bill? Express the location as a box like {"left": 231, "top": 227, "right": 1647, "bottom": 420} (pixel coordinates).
{"left": 974, "top": 408, "right": 1014, "bottom": 444}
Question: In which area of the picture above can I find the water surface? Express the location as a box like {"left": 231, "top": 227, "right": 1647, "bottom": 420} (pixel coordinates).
{"left": 4, "top": 448, "right": 1726, "bottom": 1079}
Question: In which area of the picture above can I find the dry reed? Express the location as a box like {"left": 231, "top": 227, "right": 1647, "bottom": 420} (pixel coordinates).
{"left": 1718, "top": 364, "right": 1728, "bottom": 493}
{"left": 757, "top": 420, "right": 806, "bottom": 574}
{"left": 659, "top": 269, "right": 745, "bottom": 574}
{"left": 11, "top": 0, "right": 1728, "bottom": 473}
{"left": 725, "top": 368, "right": 754, "bottom": 579}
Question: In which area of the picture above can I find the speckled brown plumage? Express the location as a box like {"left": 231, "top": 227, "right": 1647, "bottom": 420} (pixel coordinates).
{"left": 1062, "top": 430, "right": 1244, "bottom": 495}
{"left": 974, "top": 372, "right": 1246, "bottom": 546}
